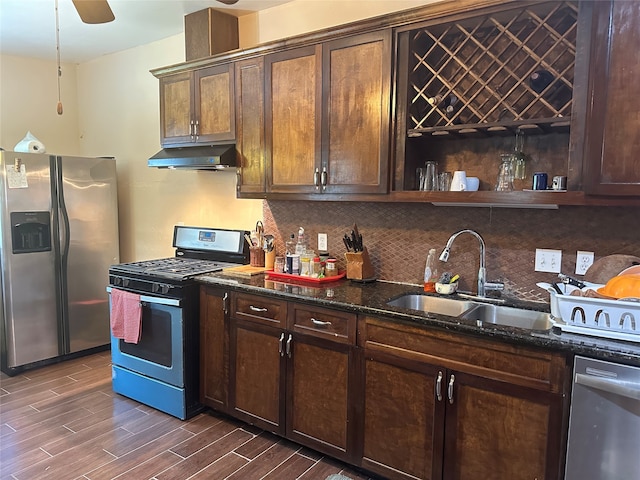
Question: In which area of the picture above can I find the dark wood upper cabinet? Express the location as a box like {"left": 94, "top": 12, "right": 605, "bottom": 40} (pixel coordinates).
{"left": 583, "top": 0, "right": 640, "bottom": 196}
{"left": 235, "top": 57, "right": 266, "bottom": 196}
{"left": 322, "top": 31, "right": 391, "bottom": 194}
{"left": 265, "top": 45, "right": 323, "bottom": 194}
{"left": 159, "top": 64, "right": 235, "bottom": 147}
{"left": 263, "top": 30, "right": 391, "bottom": 195}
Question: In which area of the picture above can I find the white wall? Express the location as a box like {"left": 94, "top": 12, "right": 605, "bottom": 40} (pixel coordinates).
{"left": 239, "top": 0, "right": 439, "bottom": 47}
{"left": 0, "top": 55, "right": 80, "bottom": 155}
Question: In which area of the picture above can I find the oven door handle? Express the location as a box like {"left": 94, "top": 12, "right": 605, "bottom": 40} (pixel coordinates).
{"left": 106, "top": 286, "right": 181, "bottom": 307}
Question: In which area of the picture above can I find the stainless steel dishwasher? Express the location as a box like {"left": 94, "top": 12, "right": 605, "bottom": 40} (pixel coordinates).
{"left": 564, "top": 355, "right": 640, "bottom": 480}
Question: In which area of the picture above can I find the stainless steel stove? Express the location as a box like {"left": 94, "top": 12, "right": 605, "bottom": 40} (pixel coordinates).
{"left": 107, "top": 226, "right": 249, "bottom": 419}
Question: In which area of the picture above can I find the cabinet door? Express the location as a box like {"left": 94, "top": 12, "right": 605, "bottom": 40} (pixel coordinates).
{"left": 159, "top": 71, "right": 193, "bottom": 146}
{"left": 583, "top": 0, "right": 640, "bottom": 195}
{"left": 286, "top": 332, "right": 355, "bottom": 462}
{"left": 229, "top": 319, "right": 285, "bottom": 435}
{"left": 194, "top": 64, "right": 235, "bottom": 143}
{"left": 265, "top": 45, "right": 322, "bottom": 193}
{"left": 199, "top": 287, "right": 229, "bottom": 411}
{"left": 442, "top": 371, "right": 564, "bottom": 480}
{"left": 361, "top": 352, "right": 444, "bottom": 480}
{"left": 323, "top": 30, "right": 391, "bottom": 194}
{"left": 235, "top": 57, "right": 266, "bottom": 196}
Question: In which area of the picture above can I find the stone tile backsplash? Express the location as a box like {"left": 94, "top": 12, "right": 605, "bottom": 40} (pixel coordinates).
{"left": 263, "top": 201, "right": 640, "bottom": 302}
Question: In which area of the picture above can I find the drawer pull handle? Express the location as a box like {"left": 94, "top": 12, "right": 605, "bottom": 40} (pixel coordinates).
{"left": 448, "top": 374, "right": 455, "bottom": 404}
{"left": 435, "top": 371, "right": 443, "bottom": 401}
{"left": 286, "top": 334, "right": 292, "bottom": 358}
{"left": 278, "top": 333, "right": 285, "bottom": 357}
{"left": 249, "top": 305, "right": 268, "bottom": 313}
{"left": 311, "top": 318, "right": 332, "bottom": 327}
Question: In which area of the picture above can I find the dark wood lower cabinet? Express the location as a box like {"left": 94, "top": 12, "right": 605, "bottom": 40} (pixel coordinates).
{"left": 201, "top": 290, "right": 569, "bottom": 480}
{"left": 362, "top": 353, "right": 443, "bottom": 480}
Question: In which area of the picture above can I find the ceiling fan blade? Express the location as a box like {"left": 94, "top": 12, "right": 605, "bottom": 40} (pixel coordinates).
{"left": 72, "top": 0, "right": 115, "bottom": 24}
{"left": 216, "top": 0, "right": 240, "bottom": 4}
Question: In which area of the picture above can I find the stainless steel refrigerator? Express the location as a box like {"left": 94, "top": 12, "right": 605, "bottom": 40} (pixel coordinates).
{"left": 0, "top": 151, "right": 119, "bottom": 375}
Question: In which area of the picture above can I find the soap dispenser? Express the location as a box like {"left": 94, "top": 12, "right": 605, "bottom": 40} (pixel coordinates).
{"left": 424, "top": 248, "right": 438, "bottom": 293}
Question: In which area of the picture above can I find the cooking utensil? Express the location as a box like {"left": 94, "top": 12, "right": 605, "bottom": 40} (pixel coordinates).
{"left": 558, "top": 273, "right": 586, "bottom": 289}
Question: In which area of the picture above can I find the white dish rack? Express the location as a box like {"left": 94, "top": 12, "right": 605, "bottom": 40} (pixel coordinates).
{"left": 552, "top": 294, "right": 640, "bottom": 343}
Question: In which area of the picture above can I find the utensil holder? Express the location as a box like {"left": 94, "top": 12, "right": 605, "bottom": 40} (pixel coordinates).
{"left": 345, "top": 247, "right": 375, "bottom": 280}
{"left": 249, "top": 247, "right": 265, "bottom": 267}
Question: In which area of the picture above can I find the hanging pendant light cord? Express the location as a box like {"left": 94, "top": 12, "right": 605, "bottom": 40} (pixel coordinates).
{"left": 55, "top": 0, "right": 63, "bottom": 115}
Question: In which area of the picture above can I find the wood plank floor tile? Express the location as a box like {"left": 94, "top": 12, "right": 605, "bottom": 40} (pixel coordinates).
{"left": 85, "top": 426, "right": 194, "bottom": 480}
{"left": 179, "top": 411, "right": 224, "bottom": 434}
{"left": 109, "top": 450, "right": 183, "bottom": 480}
{"left": 261, "top": 452, "right": 317, "bottom": 479}
{"left": 169, "top": 417, "right": 241, "bottom": 458}
{"left": 189, "top": 451, "right": 249, "bottom": 479}
{"left": 156, "top": 428, "right": 254, "bottom": 480}
{"left": 225, "top": 440, "right": 301, "bottom": 479}
{"left": 233, "top": 430, "right": 281, "bottom": 460}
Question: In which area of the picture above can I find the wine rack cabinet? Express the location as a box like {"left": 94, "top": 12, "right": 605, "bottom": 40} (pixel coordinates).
{"left": 406, "top": 1, "right": 578, "bottom": 137}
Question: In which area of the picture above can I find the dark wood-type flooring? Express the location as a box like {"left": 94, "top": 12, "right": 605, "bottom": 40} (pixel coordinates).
{"left": 0, "top": 352, "right": 376, "bottom": 480}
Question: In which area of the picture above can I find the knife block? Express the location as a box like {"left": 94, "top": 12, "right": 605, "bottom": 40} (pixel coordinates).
{"left": 345, "top": 247, "right": 375, "bottom": 280}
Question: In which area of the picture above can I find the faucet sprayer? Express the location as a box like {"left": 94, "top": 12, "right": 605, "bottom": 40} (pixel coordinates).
{"left": 439, "top": 229, "right": 503, "bottom": 298}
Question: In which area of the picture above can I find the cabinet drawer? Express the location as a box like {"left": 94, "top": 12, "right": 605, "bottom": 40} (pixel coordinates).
{"left": 232, "top": 292, "right": 287, "bottom": 327}
{"left": 360, "top": 316, "right": 569, "bottom": 393}
{"left": 289, "top": 303, "right": 356, "bottom": 345}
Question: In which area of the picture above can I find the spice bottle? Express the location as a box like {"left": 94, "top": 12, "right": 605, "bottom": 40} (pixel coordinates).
{"left": 325, "top": 258, "right": 337, "bottom": 276}
{"left": 423, "top": 248, "right": 438, "bottom": 293}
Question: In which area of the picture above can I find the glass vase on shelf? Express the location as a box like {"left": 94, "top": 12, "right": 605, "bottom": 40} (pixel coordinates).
{"left": 495, "top": 154, "right": 514, "bottom": 192}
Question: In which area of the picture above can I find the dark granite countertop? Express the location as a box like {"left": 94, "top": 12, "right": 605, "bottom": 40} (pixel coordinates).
{"left": 196, "top": 272, "right": 640, "bottom": 367}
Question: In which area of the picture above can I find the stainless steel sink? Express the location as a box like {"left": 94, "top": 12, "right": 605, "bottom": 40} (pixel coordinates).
{"left": 386, "top": 294, "right": 476, "bottom": 317}
{"left": 460, "top": 303, "right": 552, "bottom": 331}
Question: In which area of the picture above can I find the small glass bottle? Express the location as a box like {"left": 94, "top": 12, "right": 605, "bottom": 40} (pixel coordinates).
{"left": 423, "top": 248, "right": 438, "bottom": 293}
{"left": 285, "top": 233, "right": 296, "bottom": 273}
{"left": 325, "top": 258, "right": 337, "bottom": 276}
{"left": 312, "top": 257, "right": 323, "bottom": 278}
{"left": 295, "top": 227, "right": 307, "bottom": 255}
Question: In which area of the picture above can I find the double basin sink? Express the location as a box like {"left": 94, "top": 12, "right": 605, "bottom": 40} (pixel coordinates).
{"left": 386, "top": 293, "right": 552, "bottom": 332}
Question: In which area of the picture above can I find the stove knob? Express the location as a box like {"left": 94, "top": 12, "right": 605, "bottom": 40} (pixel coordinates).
{"left": 161, "top": 284, "right": 170, "bottom": 295}
{"left": 152, "top": 283, "right": 159, "bottom": 293}
{"left": 113, "top": 277, "right": 121, "bottom": 286}
{"left": 122, "top": 279, "right": 130, "bottom": 287}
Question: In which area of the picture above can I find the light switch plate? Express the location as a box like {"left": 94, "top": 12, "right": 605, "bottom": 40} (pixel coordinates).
{"left": 318, "top": 233, "right": 328, "bottom": 252}
{"left": 535, "top": 248, "right": 562, "bottom": 273}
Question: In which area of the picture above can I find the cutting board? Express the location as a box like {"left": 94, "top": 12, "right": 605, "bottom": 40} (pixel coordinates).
{"left": 222, "top": 265, "right": 267, "bottom": 277}
{"left": 584, "top": 254, "right": 640, "bottom": 284}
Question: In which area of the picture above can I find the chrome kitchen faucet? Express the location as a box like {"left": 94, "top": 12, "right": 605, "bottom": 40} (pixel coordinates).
{"left": 439, "top": 229, "right": 504, "bottom": 298}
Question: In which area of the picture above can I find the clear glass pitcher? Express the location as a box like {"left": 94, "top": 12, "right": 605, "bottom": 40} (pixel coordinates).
{"left": 495, "top": 154, "right": 514, "bottom": 191}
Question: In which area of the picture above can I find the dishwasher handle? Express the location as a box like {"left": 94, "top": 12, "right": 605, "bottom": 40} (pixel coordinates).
{"left": 575, "top": 372, "right": 640, "bottom": 401}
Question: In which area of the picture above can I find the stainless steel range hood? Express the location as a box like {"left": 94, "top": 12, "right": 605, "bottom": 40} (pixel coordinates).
{"left": 148, "top": 145, "right": 236, "bottom": 170}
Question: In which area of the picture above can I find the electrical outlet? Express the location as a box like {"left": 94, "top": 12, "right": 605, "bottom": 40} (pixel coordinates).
{"left": 318, "top": 233, "right": 328, "bottom": 252}
{"left": 575, "top": 251, "right": 594, "bottom": 275}
{"left": 535, "top": 248, "right": 562, "bottom": 273}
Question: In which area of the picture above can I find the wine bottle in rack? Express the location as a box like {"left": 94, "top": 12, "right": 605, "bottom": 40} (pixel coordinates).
{"left": 529, "top": 70, "right": 572, "bottom": 113}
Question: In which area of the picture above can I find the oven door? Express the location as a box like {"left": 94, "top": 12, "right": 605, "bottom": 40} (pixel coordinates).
{"left": 110, "top": 291, "right": 184, "bottom": 388}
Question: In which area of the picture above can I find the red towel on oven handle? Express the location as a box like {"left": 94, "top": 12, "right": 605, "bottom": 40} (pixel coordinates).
{"left": 110, "top": 288, "right": 142, "bottom": 344}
